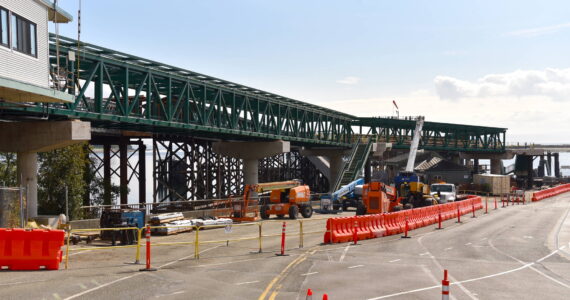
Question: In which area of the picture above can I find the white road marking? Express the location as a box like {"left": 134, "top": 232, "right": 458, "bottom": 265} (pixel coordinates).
{"left": 419, "top": 252, "right": 430, "bottom": 256}
{"left": 417, "top": 235, "right": 478, "bottom": 300}
{"left": 367, "top": 246, "right": 566, "bottom": 300}
{"left": 300, "top": 272, "right": 319, "bottom": 276}
{"left": 236, "top": 281, "right": 260, "bottom": 285}
{"left": 348, "top": 265, "right": 364, "bottom": 269}
{"left": 465, "top": 242, "right": 472, "bottom": 246}
{"left": 339, "top": 244, "right": 350, "bottom": 262}
{"left": 63, "top": 245, "right": 221, "bottom": 300}
{"left": 480, "top": 237, "right": 487, "bottom": 241}
{"left": 523, "top": 236, "right": 533, "bottom": 239}
{"left": 488, "top": 238, "right": 570, "bottom": 289}
{"left": 388, "top": 259, "right": 401, "bottom": 263}
{"left": 444, "top": 247, "right": 453, "bottom": 251}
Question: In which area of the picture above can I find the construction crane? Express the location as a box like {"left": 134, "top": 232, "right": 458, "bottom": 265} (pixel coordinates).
{"left": 394, "top": 116, "right": 436, "bottom": 208}
{"left": 405, "top": 116, "right": 424, "bottom": 172}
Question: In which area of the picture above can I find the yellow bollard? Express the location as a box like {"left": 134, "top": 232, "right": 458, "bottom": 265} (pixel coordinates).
{"left": 135, "top": 228, "right": 143, "bottom": 264}
{"left": 65, "top": 228, "right": 72, "bottom": 270}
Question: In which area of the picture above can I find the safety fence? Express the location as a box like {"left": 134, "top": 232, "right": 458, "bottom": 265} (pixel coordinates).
{"left": 0, "top": 228, "right": 65, "bottom": 270}
{"left": 324, "top": 196, "right": 483, "bottom": 243}
{"left": 532, "top": 184, "right": 570, "bottom": 202}
{"left": 79, "top": 197, "right": 326, "bottom": 220}
{"left": 459, "top": 190, "right": 527, "bottom": 206}
{"left": 61, "top": 218, "right": 327, "bottom": 269}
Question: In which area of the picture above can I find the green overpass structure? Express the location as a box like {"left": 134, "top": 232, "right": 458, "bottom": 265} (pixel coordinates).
{"left": 0, "top": 34, "right": 507, "bottom": 206}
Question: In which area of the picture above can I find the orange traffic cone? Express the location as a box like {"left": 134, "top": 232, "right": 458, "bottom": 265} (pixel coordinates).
{"left": 322, "top": 294, "right": 328, "bottom": 300}
{"left": 306, "top": 288, "right": 313, "bottom": 300}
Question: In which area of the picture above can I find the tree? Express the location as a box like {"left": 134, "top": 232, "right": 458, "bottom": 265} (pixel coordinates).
{"left": 37, "top": 143, "right": 88, "bottom": 219}
{"left": 0, "top": 152, "right": 17, "bottom": 187}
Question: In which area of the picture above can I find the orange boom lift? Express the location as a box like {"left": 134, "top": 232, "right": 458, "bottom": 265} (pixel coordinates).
{"left": 230, "top": 180, "right": 312, "bottom": 221}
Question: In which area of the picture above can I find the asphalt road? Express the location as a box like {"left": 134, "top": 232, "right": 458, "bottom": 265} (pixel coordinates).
{"left": 1, "top": 194, "right": 570, "bottom": 300}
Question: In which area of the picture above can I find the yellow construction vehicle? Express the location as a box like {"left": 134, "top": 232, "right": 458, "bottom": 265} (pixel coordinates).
{"left": 258, "top": 180, "right": 312, "bottom": 220}
{"left": 229, "top": 180, "right": 312, "bottom": 221}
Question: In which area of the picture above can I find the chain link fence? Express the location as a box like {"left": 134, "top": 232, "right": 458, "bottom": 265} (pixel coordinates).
{"left": 0, "top": 187, "right": 27, "bottom": 228}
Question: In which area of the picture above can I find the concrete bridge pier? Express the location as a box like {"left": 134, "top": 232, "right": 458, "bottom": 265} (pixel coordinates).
{"left": 16, "top": 152, "right": 38, "bottom": 218}
{"left": 299, "top": 149, "right": 347, "bottom": 193}
{"left": 213, "top": 141, "right": 290, "bottom": 186}
{"left": 460, "top": 152, "right": 515, "bottom": 175}
{"left": 0, "top": 121, "right": 91, "bottom": 218}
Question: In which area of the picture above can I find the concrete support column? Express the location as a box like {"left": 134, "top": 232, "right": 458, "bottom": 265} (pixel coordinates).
{"left": 490, "top": 158, "right": 502, "bottom": 175}
{"left": 328, "top": 154, "right": 344, "bottom": 191}
{"left": 213, "top": 140, "right": 290, "bottom": 188}
{"left": 473, "top": 159, "right": 479, "bottom": 174}
{"left": 243, "top": 158, "right": 259, "bottom": 186}
{"left": 0, "top": 121, "right": 91, "bottom": 219}
{"left": 17, "top": 152, "right": 38, "bottom": 219}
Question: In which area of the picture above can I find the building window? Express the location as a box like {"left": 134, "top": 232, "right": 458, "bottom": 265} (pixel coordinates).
{"left": 11, "top": 13, "right": 37, "bottom": 57}
{"left": 0, "top": 7, "right": 8, "bottom": 47}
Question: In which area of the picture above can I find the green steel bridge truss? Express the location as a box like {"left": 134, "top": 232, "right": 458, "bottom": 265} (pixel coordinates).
{"left": 354, "top": 117, "right": 506, "bottom": 152}
{"left": 0, "top": 34, "right": 506, "bottom": 153}
{"left": 2, "top": 34, "right": 354, "bottom": 147}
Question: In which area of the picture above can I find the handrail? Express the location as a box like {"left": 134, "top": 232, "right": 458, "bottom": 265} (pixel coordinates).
{"left": 332, "top": 138, "right": 361, "bottom": 191}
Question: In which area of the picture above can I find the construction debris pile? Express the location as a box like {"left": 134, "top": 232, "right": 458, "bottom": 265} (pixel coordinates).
{"left": 150, "top": 212, "right": 232, "bottom": 235}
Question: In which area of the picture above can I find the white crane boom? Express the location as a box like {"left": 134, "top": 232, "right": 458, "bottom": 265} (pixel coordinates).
{"left": 405, "top": 116, "right": 425, "bottom": 172}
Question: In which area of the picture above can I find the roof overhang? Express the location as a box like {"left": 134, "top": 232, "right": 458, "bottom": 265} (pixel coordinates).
{"left": 37, "top": 0, "right": 73, "bottom": 23}
{"left": 0, "top": 76, "right": 74, "bottom": 103}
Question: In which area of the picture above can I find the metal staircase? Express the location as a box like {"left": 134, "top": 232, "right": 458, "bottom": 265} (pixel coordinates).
{"left": 332, "top": 138, "right": 374, "bottom": 191}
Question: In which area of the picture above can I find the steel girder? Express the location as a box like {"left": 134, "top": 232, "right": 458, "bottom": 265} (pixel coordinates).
{"left": 259, "top": 150, "right": 330, "bottom": 194}
{"left": 14, "top": 34, "right": 352, "bottom": 147}
{"left": 153, "top": 137, "right": 243, "bottom": 204}
{"left": 354, "top": 117, "right": 506, "bottom": 152}
{"left": 88, "top": 138, "right": 146, "bottom": 206}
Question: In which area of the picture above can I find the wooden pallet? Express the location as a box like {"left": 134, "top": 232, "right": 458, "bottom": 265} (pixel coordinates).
{"left": 70, "top": 232, "right": 100, "bottom": 245}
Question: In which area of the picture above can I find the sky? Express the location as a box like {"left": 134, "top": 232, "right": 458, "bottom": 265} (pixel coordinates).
{"left": 50, "top": 0, "right": 570, "bottom": 143}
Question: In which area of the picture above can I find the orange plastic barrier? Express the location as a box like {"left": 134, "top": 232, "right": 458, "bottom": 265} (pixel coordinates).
{"left": 324, "top": 197, "right": 484, "bottom": 244}
{"left": 0, "top": 228, "right": 65, "bottom": 270}
{"left": 532, "top": 184, "right": 570, "bottom": 202}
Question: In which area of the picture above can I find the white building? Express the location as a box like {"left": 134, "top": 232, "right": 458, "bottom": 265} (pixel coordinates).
{"left": 0, "top": 0, "right": 73, "bottom": 103}
{"left": 0, "top": 1, "right": 90, "bottom": 222}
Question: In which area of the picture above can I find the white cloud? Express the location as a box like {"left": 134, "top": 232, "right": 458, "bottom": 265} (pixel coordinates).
{"left": 507, "top": 22, "right": 570, "bottom": 37}
{"left": 336, "top": 76, "right": 360, "bottom": 85}
{"left": 434, "top": 68, "right": 570, "bottom": 101}
{"left": 315, "top": 88, "right": 570, "bottom": 143}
